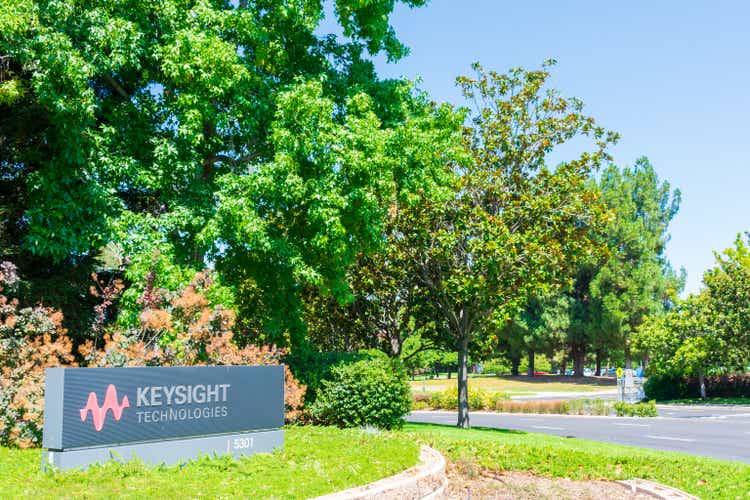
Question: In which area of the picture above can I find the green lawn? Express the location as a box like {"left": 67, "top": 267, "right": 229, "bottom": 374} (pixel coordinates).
{"left": 411, "top": 374, "right": 616, "bottom": 395}
{"left": 5, "top": 423, "right": 747, "bottom": 499}
{"left": 0, "top": 426, "right": 419, "bottom": 499}
{"left": 405, "top": 423, "right": 750, "bottom": 499}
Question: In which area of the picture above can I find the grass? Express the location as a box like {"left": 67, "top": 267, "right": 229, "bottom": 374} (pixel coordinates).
{"left": 410, "top": 374, "right": 616, "bottom": 396}
{"left": 406, "top": 423, "right": 750, "bottom": 499}
{"left": 0, "top": 426, "right": 419, "bottom": 499}
{"left": 661, "top": 397, "right": 750, "bottom": 405}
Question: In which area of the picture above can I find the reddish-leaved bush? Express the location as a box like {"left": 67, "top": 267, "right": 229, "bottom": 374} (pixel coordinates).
{"left": 0, "top": 265, "right": 306, "bottom": 448}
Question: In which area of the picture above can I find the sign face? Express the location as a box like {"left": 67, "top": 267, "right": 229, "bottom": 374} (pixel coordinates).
{"left": 43, "top": 365, "right": 284, "bottom": 451}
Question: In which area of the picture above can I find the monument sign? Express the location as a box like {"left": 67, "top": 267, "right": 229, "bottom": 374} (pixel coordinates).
{"left": 42, "top": 365, "right": 284, "bottom": 470}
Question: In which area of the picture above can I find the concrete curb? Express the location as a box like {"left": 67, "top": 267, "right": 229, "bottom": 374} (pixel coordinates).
{"left": 617, "top": 479, "right": 699, "bottom": 499}
{"left": 313, "top": 445, "right": 447, "bottom": 500}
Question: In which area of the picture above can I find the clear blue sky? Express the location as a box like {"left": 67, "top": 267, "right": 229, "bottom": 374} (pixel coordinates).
{"left": 320, "top": 1, "right": 750, "bottom": 295}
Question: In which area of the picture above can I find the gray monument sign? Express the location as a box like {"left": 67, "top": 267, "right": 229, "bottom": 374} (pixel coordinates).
{"left": 42, "top": 365, "right": 284, "bottom": 470}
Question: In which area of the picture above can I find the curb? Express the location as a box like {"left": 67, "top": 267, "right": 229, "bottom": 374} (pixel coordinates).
{"left": 617, "top": 479, "right": 699, "bottom": 499}
{"left": 313, "top": 445, "right": 447, "bottom": 500}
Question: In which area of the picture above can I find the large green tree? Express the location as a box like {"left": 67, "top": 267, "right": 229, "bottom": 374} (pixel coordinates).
{"left": 636, "top": 234, "right": 750, "bottom": 398}
{"left": 636, "top": 292, "right": 719, "bottom": 398}
{"left": 702, "top": 234, "right": 750, "bottom": 368}
{"left": 0, "top": 0, "right": 431, "bottom": 339}
{"left": 402, "top": 62, "right": 617, "bottom": 427}
{"left": 590, "top": 159, "right": 683, "bottom": 369}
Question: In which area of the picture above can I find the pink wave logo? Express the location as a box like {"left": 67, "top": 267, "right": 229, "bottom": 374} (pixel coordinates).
{"left": 79, "top": 384, "right": 130, "bottom": 431}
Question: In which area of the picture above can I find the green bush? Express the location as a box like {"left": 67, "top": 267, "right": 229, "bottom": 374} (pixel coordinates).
{"left": 428, "top": 387, "right": 509, "bottom": 410}
{"left": 412, "top": 401, "right": 430, "bottom": 411}
{"left": 285, "top": 349, "right": 373, "bottom": 403}
{"left": 614, "top": 400, "right": 658, "bottom": 417}
{"left": 482, "top": 358, "right": 511, "bottom": 375}
{"left": 310, "top": 358, "right": 411, "bottom": 429}
{"left": 644, "top": 373, "right": 690, "bottom": 400}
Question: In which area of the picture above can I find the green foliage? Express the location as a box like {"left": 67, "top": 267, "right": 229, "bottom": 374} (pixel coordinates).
{"left": 428, "top": 387, "right": 509, "bottom": 410}
{"left": 481, "top": 357, "right": 512, "bottom": 375}
{"left": 311, "top": 358, "right": 411, "bottom": 429}
{"left": 0, "top": 0, "right": 434, "bottom": 341}
{"left": 613, "top": 400, "right": 658, "bottom": 417}
{"left": 637, "top": 234, "right": 750, "bottom": 396}
{"left": 646, "top": 374, "right": 750, "bottom": 401}
{"left": 0, "top": 426, "right": 420, "bottom": 498}
{"left": 644, "top": 373, "right": 691, "bottom": 400}
{"left": 589, "top": 159, "right": 684, "bottom": 367}
{"left": 402, "top": 61, "right": 617, "bottom": 425}
{"left": 636, "top": 293, "right": 720, "bottom": 385}
{"left": 284, "top": 348, "right": 373, "bottom": 403}
{"left": 701, "top": 234, "right": 750, "bottom": 368}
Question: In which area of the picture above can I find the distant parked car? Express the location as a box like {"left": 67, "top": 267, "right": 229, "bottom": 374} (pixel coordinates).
{"left": 533, "top": 371, "right": 548, "bottom": 376}
{"left": 564, "top": 369, "right": 574, "bottom": 376}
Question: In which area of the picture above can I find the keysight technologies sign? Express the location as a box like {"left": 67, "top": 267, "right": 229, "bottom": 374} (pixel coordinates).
{"left": 42, "top": 366, "right": 284, "bottom": 470}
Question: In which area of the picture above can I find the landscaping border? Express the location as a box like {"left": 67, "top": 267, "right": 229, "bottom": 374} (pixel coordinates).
{"left": 617, "top": 479, "right": 699, "bottom": 499}
{"left": 313, "top": 445, "right": 447, "bottom": 500}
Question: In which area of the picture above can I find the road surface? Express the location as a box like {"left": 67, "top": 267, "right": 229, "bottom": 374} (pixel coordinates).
{"left": 407, "top": 405, "right": 750, "bottom": 463}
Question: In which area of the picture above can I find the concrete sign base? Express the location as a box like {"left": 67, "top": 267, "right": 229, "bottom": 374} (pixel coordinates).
{"left": 44, "top": 429, "right": 283, "bottom": 471}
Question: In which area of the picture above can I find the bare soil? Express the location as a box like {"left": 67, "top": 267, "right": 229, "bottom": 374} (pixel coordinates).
{"left": 445, "top": 462, "right": 651, "bottom": 499}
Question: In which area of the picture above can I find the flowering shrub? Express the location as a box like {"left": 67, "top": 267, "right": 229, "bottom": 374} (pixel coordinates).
{"left": 83, "top": 272, "right": 307, "bottom": 421}
{"left": 80, "top": 331, "right": 305, "bottom": 422}
{"left": 0, "top": 262, "right": 77, "bottom": 448}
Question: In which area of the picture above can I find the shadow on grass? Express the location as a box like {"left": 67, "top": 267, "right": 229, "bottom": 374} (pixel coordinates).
{"left": 404, "top": 422, "right": 529, "bottom": 436}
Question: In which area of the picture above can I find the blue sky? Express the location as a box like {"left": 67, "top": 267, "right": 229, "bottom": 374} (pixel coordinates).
{"left": 321, "top": 1, "right": 750, "bottom": 295}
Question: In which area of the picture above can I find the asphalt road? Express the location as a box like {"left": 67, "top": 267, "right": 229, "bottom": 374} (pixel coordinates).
{"left": 407, "top": 406, "right": 750, "bottom": 463}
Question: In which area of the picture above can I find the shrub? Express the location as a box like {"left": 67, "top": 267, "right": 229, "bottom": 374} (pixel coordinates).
{"left": 645, "top": 372, "right": 750, "bottom": 400}
{"left": 614, "top": 400, "right": 658, "bottom": 417}
{"left": 0, "top": 263, "right": 77, "bottom": 448}
{"left": 686, "top": 373, "right": 750, "bottom": 398}
{"left": 482, "top": 358, "right": 511, "bottom": 375}
{"left": 310, "top": 358, "right": 411, "bottom": 429}
{"left": 493, "top": 399, "right": 612, "bottom": 416}
{"left": 0, "top": 266, "right": 307, "bottom": 447}
{"left": 428, "top": 387, "right": 509, "bottom": 410}
{"left": 80, "top": 273, "right": 307, "bottom": 422}
{"left": 284, "top": 348, "right": 371, "bottom": 403}
{"left": 644, "top": 373, "right": 690, "bottom": 400}
{"left": 412, "top": 393, "right": 431, "bottom": 403}
{"left": 412, "top": 401, "right": 429, "bottom": 411}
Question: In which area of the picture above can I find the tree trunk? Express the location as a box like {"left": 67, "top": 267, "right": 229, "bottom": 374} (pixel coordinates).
{"left": 573, "top": 344, "right": 585, "bottom": 377}
{"left": 447, "top": 370, "right": 451, "bottom": 379}
{"left": 389, "top": 333, "right": 401, "bottom": 358}
{"left": 511, "top": 357, "right": 520, "bottom": 376}
{"left": 527, "top": 349, "right": 535, "bottom": 377}
{"left": 698, "top": 369, "right": 706, "bottom": 399}
{"left": 595, "top": 349, "right": 602, "bottom": 376}
{"left": 457, "top": 335, "right": 470, "bottom": 428}
{"left": 560, "top": 356, "right": 567, "bottom": 376}
{"left": 624, "top": 337, "right": 632, "bottom": 370}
